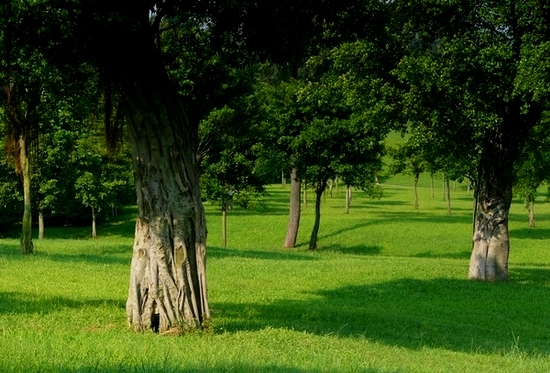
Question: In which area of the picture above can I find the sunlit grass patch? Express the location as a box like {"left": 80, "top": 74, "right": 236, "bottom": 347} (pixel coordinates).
{"left": 2, "top": 177, "right": 550, "bottom": 372}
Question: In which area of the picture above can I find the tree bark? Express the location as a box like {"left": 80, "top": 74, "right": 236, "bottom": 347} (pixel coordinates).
{"left": 309, "top": 181, "right": 326, "bottom": 251}
{"left": 20, "top": 134, "right": 33, "bottom": 255}
{"left": 91, "top": 206, "right": 97, "bottom": 239}
{"left": 469, "top": 147, "right": 514, "bottom": 282}
{"left": 38, "top": 207, "right": 44, "bottom": 239}
{"left": 121, "top": 54, "right": 209, "bottom": 333}
{"left": 281, "top": 170, "right": 286, "bottom": 188}
{"left": 413, "top": 172, "right": 419, "bottom": 210}
{"left": 528, "top": 200, "right": 535, "bottom": 228}
{"left": 284, "top": 168, "right": 301, "bottom": 248}
{"left": 345, "top": 185, "right": 351, "bottom": 214}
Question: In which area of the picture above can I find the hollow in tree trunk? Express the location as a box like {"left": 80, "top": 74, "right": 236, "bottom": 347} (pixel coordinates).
{"left": 309, "top": 181, "right": 326, "bottom": 251}
{"left": 284, "top": 168, "right": 301, "bottom": 248}
{"left": 469, "top": 148, "right": 514, "bottom": 282}
{"left": 122, "top": 56, "right": 209, "bottom": 333}
{"left": 19, "top": 134, "right": 33, "bottom": 255}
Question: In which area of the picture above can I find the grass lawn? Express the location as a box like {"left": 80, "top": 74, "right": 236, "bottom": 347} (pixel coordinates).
{"left": 1, "top": 174, "right": 550, "bottom": 372}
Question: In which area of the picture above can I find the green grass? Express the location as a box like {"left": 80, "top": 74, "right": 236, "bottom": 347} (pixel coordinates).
{"left": 2, "top": 176, "right": 550, "bottom": 372}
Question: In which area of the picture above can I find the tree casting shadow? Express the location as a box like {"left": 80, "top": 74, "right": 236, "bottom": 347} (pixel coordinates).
{"left": 0, "top": 292, "right": 124, "bottom": 316}
{"left": 215, "top": 270, "right": 550, "bottom": 356}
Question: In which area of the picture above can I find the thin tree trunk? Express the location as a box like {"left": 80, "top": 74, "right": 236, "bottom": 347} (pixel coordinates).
{"left": 38, "top": 207, "right": 44, "bottom": 239}
{"left": 284, "top": 168, "right": 301, "bottom": 248}
{"left": 309, "top": 181, "right": 326, "bottom": 250}
{"left": 446, "top": 177, "right": 451, "bottom": 215}
{"left": 91, "top": 206, "right": 97, "bottom": 239}
{"left": 345, "top": 185, "right": 351, "bottom": 214}
{"left": 122, "top": 54, "right": 209, "bottom": 333}
{"left": 303, "top": 180, "right": 307, "bottom": 207}
{"left": 528, "top": 200, "right": 535, "bottom": 228}
{"left": 281, "top": 170, "right": 286, "bottom": 188}
{"left": 413, "top": 172, "right": 419, "bottom": 210}
{"left": 430, "top": 172, "right": 435, "bottom": 198}
{"left": 20, "top": 135, "right": 33, "bottom": 255}
{"left": 221, "top": 201, "right": 227, "bottom": 247}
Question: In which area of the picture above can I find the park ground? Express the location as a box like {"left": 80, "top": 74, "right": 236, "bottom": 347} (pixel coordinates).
{"left": 2, "top": 174, "right": 550, "bottom": 372}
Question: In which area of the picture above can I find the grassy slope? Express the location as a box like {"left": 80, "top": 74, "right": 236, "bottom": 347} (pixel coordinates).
{"left": 1, "top": 177, "right": 550, "bottom": 372}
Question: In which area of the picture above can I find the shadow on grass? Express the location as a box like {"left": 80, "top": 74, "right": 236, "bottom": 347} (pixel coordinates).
{"left": 412, "top": 250, "right": 471, "bottom": 259}
{"left": 208, "top": 246, "right": 317, "bottom": 261}
{"left": 510, "top": 227, "right": 550, "bottom": 240}
{"left": 0, "top": 242, "right": 131, "bottom": 266}
{"left": 216, "top": 270, "right": 550, "bottom": 355}
{"left": 29, "top": 364, "right": 386, "bottom": 373}
{"left": 317, "top": 244, "right": 382, "bottom": 256}
{"left": 0, "top": 291, "right": 124, "bottom": 315}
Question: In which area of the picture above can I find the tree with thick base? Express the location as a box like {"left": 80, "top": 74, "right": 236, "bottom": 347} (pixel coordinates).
{"left": 122, "top": 56, "right": 210, "bottom": 333}
{"left": 469, "top": 141, "right": 515, "bottom": 282}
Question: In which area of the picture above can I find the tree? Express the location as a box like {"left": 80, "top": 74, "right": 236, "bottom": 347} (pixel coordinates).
{"left": 391, "top": 0, "right": 550, "bottom": 281}
{"left": 289, "top": 42, "right": 388, "bottom": 250}
{"left": 24, "top": 1, "right": 214, "bottom": 332}
{"left": 513, "top": 121, "right": 550, "bottom": 227}
{"left": 388, "top": 141, "right": 427, "bottom": 210}
{"left": 198, "top": 104, "right": 266, "bottom": 248}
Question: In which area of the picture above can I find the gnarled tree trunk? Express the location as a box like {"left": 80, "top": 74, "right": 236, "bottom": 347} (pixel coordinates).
{"left": 122, "top": 57, "right": 209, "bottom": 333}
{"left": 284, "top": 168, "right": 301, "bottom": 248}
{"left": 469, "top": 146, "right": 514, "bottom": 282}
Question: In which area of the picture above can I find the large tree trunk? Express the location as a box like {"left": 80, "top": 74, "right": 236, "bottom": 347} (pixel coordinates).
{"left": 20, "top": 134, "right": 33, "bottom": 255}
{"left": 469, "top": 148, "right": 514, "bottom": 282}
{"left": 309, "top": 181, "right": 326, "bottom": 251}
{"left": 284, "top": 168, "right": 301, "bottom": 248}
{"left": 121, "top": 55, "right": 209, "bottom": 333}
